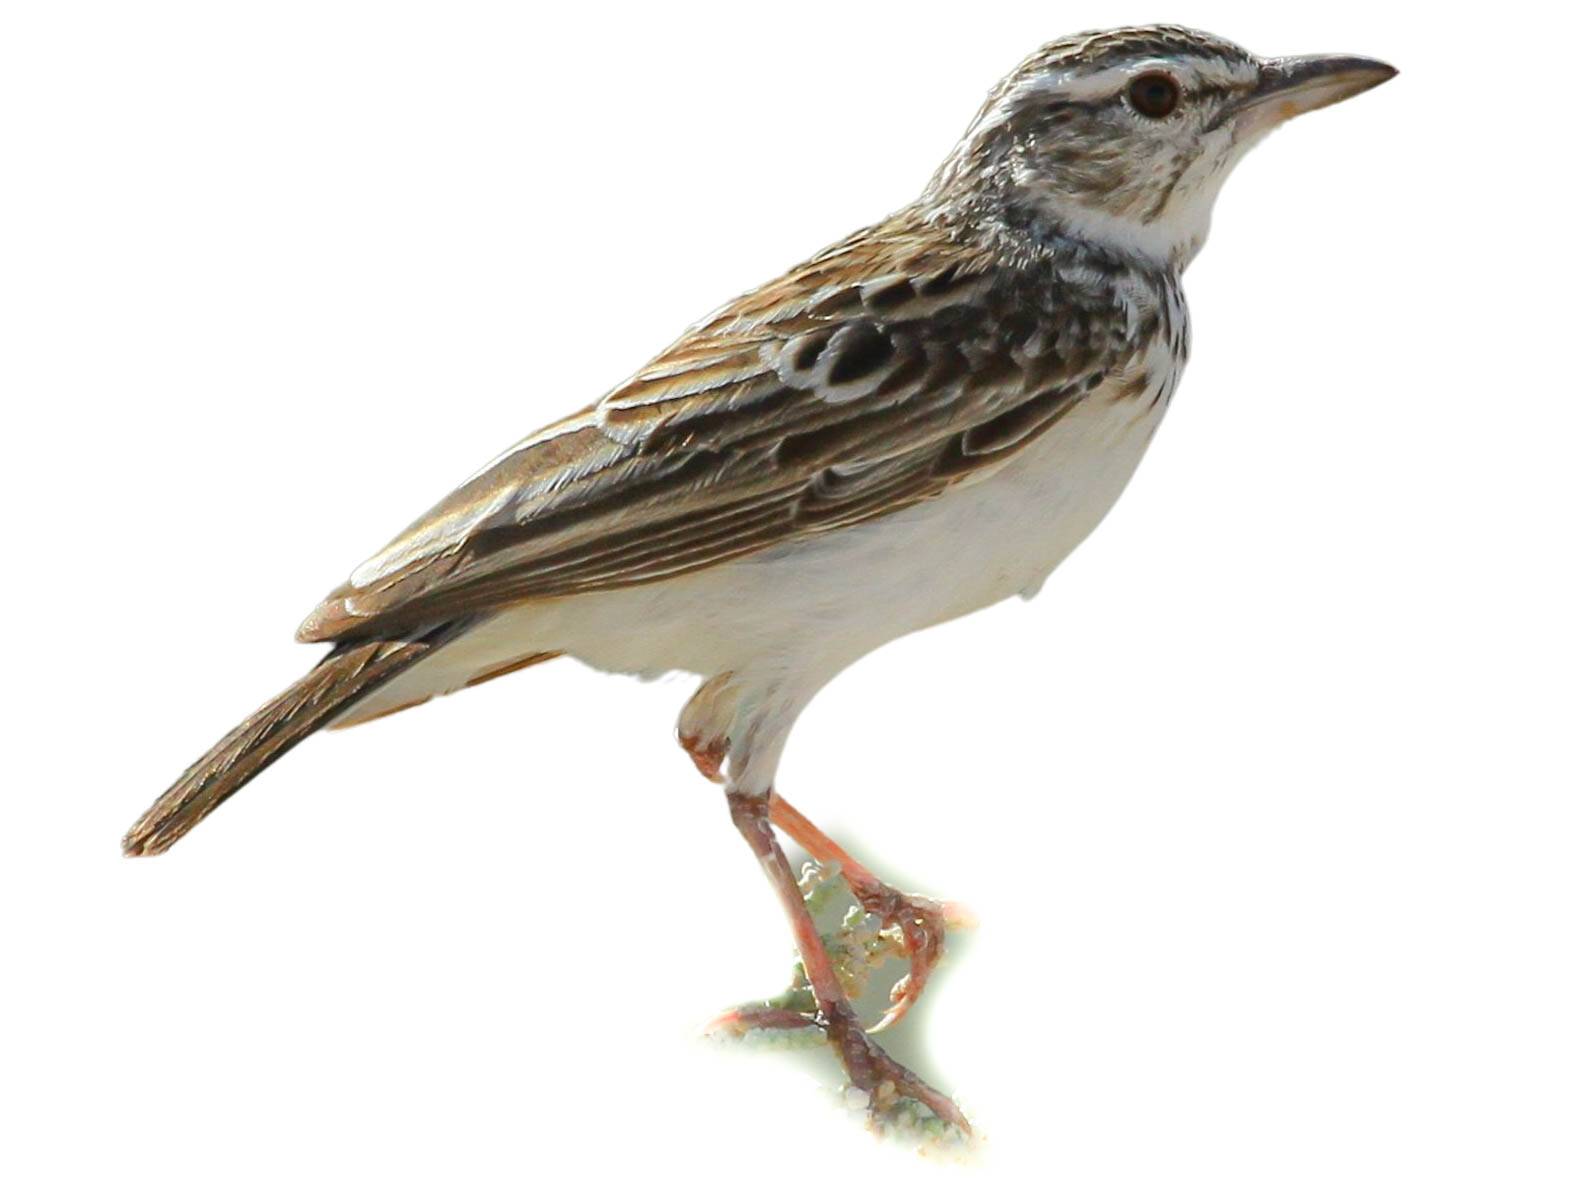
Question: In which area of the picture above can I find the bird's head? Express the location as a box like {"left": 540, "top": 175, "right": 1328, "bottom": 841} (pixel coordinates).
{"left": 929, "top": 26, "right": 1395, "bottom": 267}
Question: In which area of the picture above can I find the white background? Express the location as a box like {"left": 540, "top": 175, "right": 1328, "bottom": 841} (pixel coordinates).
{"left": 3, "top": 1, "right": 1579, "bottom": 1182}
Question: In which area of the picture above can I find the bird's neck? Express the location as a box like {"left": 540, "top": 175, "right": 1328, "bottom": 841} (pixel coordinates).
{"left": 1030, "top": 193, "right": 1213, "bottom": 272}
{"left": 925, "top": 170, "right": 1203, "bottom": 278}
{"left": 927, "top": 191, "right": 1189, "bottom": 286}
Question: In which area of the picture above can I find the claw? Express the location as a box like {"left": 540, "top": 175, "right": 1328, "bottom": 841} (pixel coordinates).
{"left": 859, "top": 891, "right": 973, "bottom": 1033}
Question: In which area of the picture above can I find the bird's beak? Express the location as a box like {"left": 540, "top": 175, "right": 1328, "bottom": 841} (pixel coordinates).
{"left": 1218, "top": 54, "right": 1397, "bottom": 133}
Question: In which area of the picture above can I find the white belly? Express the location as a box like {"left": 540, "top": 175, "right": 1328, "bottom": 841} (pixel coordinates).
{"left": 643, "top": 384, "right": 1170, "bottom": 674}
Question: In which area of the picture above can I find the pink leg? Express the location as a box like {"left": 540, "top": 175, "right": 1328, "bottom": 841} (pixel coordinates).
{"left": 769, "top": 792, "right": 967, "bottom": 1032}
{"left": 722, "top": 789, "right": 969, "bottom": 1132}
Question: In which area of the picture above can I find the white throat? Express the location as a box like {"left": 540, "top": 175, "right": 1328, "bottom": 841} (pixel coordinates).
{"left": 1016, "top": 125, "right": 1248, "bottom": 271}
{"left": 1032, "top": 186, "right": 1216, "bottom": 270}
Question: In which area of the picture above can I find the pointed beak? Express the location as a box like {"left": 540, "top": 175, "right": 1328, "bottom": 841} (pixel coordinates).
{"left": 1219, "top": 54, "right": 1397, "bottom": 132}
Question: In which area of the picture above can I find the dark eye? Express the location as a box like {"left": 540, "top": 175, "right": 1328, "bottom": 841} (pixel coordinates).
{"left": 1128, "top": 72, "right": 1180, "bottom": 118}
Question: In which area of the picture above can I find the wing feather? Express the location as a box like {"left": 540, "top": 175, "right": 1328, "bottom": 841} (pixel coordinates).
{"left": 297, "top": 211, "right": 1143, "bottom": 643}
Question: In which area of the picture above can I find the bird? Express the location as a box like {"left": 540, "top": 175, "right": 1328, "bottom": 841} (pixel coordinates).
{"left": 124, "top": 25, "right": 1395, "bottom": 1131}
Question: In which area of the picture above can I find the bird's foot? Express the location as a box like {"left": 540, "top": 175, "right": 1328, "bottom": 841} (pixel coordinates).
{"left": 707, "top": 1001, "right": 969, "bottom": 1134}
{"left": 760, "top": 793, "right": 974, "bottom": 1031}
{"left": 853, "top": 886, "right": 975, "bottom": 1033}
{"left": 717, "top": 859, "right": 973, "bottom": 1032}
{"left": 825, "top": 1003, "right": 971, "bottom": 1133}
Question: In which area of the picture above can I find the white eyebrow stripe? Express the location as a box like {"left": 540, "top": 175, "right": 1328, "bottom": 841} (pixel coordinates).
{"left": 990, "top": 55, "right": 1251, "bottom": 122}
{"left": 1011, "top": 65, "right": 1133, "bottom": 106}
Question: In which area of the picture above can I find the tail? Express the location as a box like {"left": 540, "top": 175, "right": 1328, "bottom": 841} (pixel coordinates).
{"left": 122, "top": 623, "right": 467, "bottom": 857}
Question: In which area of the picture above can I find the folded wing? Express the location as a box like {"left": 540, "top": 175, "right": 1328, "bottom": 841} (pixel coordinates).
{"left": 298, "top": 213, "right": 1136, "bottom": 644}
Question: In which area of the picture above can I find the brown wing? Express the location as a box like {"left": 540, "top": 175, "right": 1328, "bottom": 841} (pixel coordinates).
{"left": 297, "top": 211, "right": 1137, "bottom": 644}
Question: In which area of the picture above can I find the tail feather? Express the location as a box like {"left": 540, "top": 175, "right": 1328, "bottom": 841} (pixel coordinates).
{"left": 123, "top": 624, "right": 466, "bottom": 857}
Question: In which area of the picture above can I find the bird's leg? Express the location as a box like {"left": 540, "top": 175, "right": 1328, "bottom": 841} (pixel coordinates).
{"left": 769, "top": 791, "right": 969, "bottom": 1033}
{"left": 721, "top": 788, "right": 969, "bottom": 1133}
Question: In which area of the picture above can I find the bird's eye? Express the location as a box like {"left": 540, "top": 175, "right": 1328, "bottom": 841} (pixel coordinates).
{"left": 1127, "top": 72, "right": 1180, "bottom": 118}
